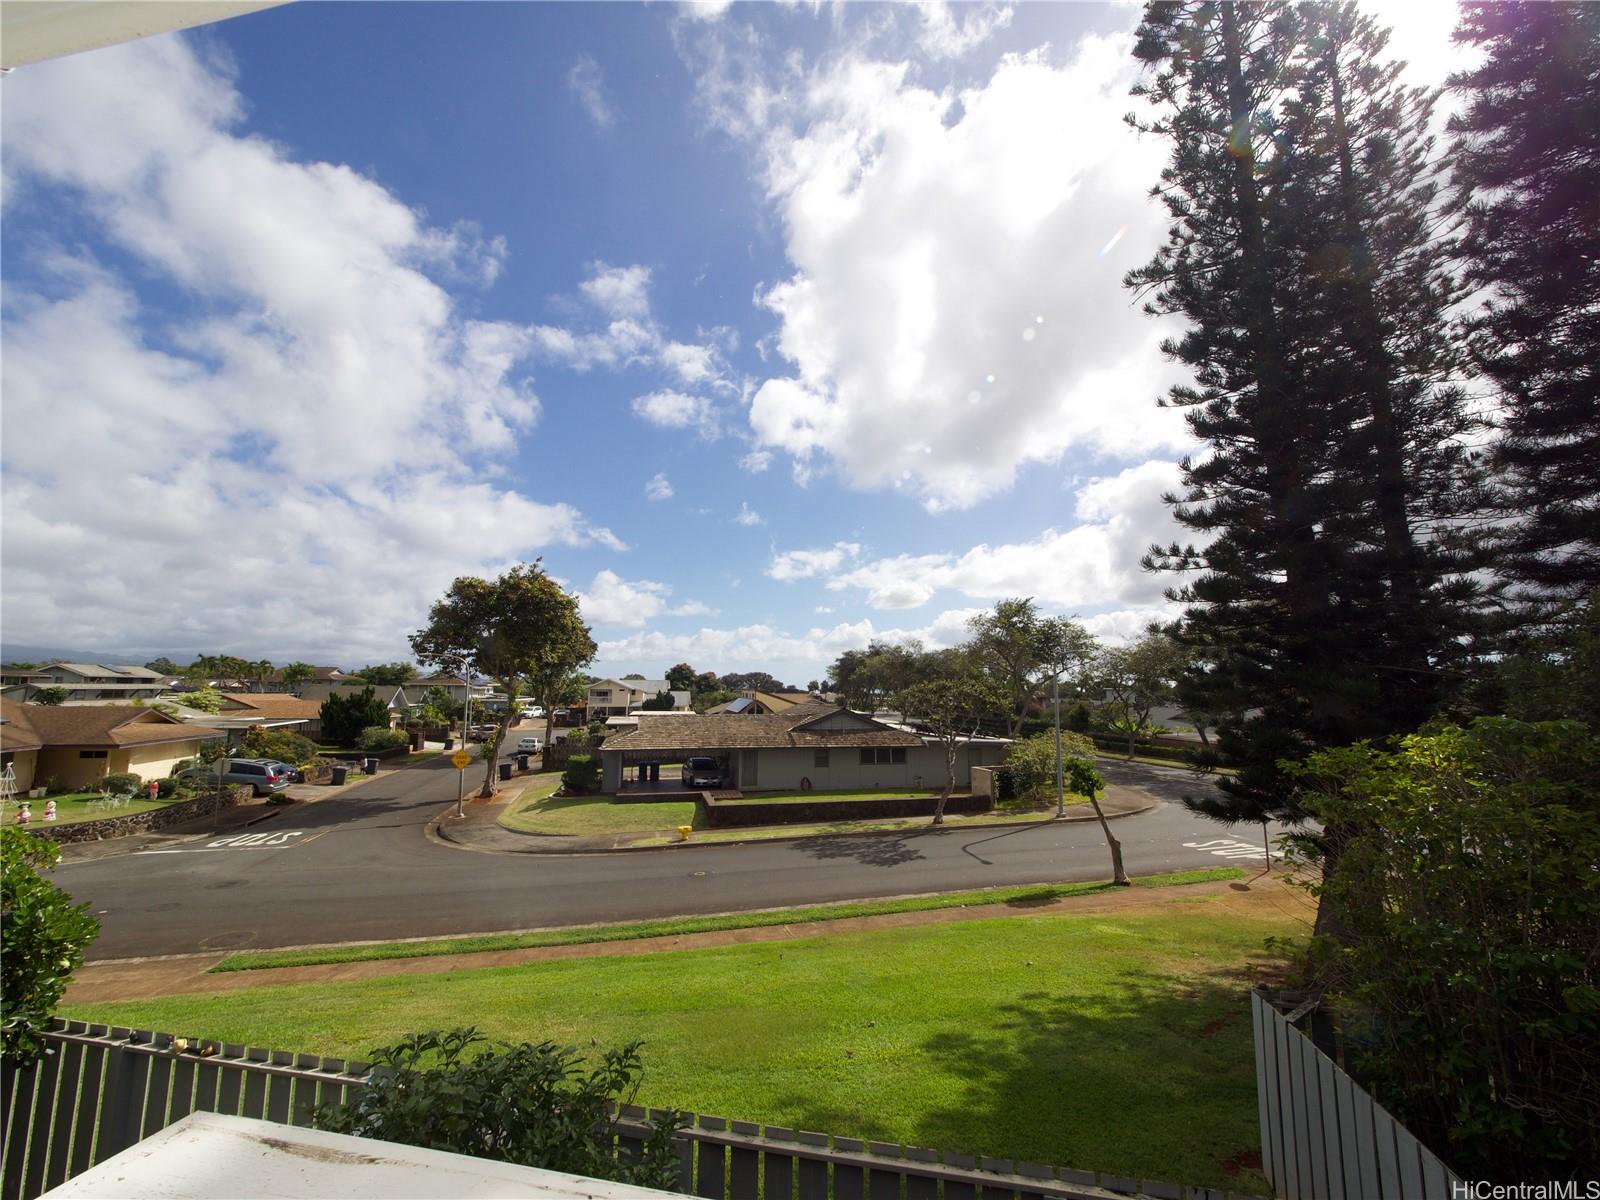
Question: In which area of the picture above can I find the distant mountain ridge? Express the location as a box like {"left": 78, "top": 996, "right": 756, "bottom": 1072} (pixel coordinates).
{"left": 0, "top": 642, "right": 202, "bottom": 667}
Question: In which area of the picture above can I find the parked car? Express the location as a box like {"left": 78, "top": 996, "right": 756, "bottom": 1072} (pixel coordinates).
{"left": 516, "top": 735, "right": 543, "bottom": 754}
{"left": 520, "top": 706, "right": 545, "bottom": 720}
{"left": 176, "top": 758, "right": 292, "bottom": 797}
{"left": 467, "top": 724, "right": 496, "bottom": 739}
{"left": 682, "top": 756, "right": 723, "bottom": 788}
{"left": 261, "top": 758, "right": 304, "bottom": 783}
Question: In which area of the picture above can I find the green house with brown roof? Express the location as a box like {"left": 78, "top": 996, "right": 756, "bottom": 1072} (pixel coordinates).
{"left": 598, "top": 702, "right": 1008, "bottom": 793}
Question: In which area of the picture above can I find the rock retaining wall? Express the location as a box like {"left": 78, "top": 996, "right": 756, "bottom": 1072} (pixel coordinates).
{"left": 703, "top": 791, "right": 992, "bottom": 828}
{"left": 29, "top": 786, "right": 253, "bottom": 844}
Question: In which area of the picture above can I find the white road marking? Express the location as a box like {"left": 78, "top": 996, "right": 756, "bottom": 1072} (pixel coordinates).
{"left": 140, "top": 831, "right": 307, "bottom": 854}
{"left": 1183, "top": 837, "right": 1269, "bottom": 860}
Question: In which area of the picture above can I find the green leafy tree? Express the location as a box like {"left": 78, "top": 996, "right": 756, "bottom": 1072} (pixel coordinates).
{"left": 32, "top": 686, "right": 68, "bottom": 706}
{"left": 665, "top": 662, "right": 696, "bottom": 693}
{"left": 2, "top": 829, "right": 100, "bottom": 1063}
{"left": 411, "top": 563, "right": 594, "bottom": 798}
{"left": 320, "top": 686, "right": 390, "bottom": 747}
{"left": 279, "top": 662, "right": 317, "bottom": 692}
{"left": 640, "top": 690, "right": 676, "bottom": 711}
{"left": 315, "top": 1029, "right": 683, "bottom": 1188}
{"left": 965, "top": 599, "right": 1098, "bottom": 738}
{"left": 178, "top": 687, "right": 224, "bottom": 714}
{"left": 1002, "top": 730, "right": 1095, "bottom": 803}
{"left": 1066, "top": 757, "right": 1127, "bottom": 886}
{"left": 1096, "top": 630, "right": 1186, "bottom": 760}
{"left": 239, "top": 727, "right": 320, "bottom": 766}
{"left": 355, "top": 662, "right": 418, "bottom": 686}
{"left": 143, "top": 657, "right": 182, "bottom": 676}
{"left": 421, "top": 686, "right": 464, "bottom": 722}
{"left": 896, "top": 669, "right": 1001, "bottom": 823}
{"left": 1286, "top": 718, "right": 1600, "bottom": 1177}
{"left": 1449, "top": 2, "right": 1600, "bottom": 604}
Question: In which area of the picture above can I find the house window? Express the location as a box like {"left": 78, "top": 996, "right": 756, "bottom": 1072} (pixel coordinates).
{"left": 858, "top": 747, "right": 908, "bottom": 765}
{"left": 594, "top": 690, "right": 610, "bottom": 700}
{"left": 814, "top": 749, "right": 829, "bottom": 768}
{"left": 79, "top": 750, "right": 109, "bottom": 759}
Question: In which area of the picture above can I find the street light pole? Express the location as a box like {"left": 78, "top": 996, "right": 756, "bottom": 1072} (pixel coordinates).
{"left": 456, "top": 761, "right": 465, "bottom": 819}
{"left": 1054, "top": 672, "right": 1065, "bottom": 818}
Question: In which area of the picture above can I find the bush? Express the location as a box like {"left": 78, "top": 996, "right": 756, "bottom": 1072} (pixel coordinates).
{"left": 357, "top": 726, "right": 409, "bottom": 751}
{"left": 154, "top": 777, "right": 179, "bottom": 799}
{"left": 1002, "top": 731, "right": 1095, "bottom": 802}
{"left": 1, "top": 829, "right": 100, "bottom": 1063}
{"left": 314, "top": 1029, "right": 682, "bottom": 1188}
{"left": 101, "top": 772, "right": 142, "bottom": 795}
{"left": 1289, "top": 718, "right": 1600, "bottom": 1179}
{"left": 561, "top": 755, "right": 601, "bottom": 794}
{"left": 240, "top": 727, "right": 321, "bottom": 766}
{"left": 178, "top": 688, "right": 224, "bottom": 714}
{"left": 321, "top": 686, "right": 390, "bottom": 746}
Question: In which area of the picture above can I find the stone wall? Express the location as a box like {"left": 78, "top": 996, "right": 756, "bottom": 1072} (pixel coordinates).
{"left": 703, "top": 791, "right": 992, "bottom": 828}
{"left": 29, "top": 785, "right": 253, "bottom": 844}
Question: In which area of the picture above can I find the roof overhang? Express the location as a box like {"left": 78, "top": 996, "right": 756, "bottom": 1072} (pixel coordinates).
{"left": 1, "top": 1, "right": 287, "bottom": 70}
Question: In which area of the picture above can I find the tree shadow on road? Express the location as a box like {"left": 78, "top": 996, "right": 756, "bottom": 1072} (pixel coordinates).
{"left": 791, "top": 828, "right": 928, "bottom": 867}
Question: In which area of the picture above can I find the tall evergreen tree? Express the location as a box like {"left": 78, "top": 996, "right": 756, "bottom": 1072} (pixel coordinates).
{"left": 1449, "top": 2, "right": 1600, "bottom": 603}
{"left": 1127, "top": 1, "right": 1485, "bottom": 827}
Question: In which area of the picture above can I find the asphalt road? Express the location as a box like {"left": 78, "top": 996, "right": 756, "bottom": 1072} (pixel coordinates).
{"left": 57, "top": 757, "right": 1284, "bottom": 961}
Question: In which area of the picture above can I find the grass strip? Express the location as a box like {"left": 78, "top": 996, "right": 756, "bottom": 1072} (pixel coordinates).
{"left": 209, "top": 866, "right": 1246, "bottom": 973}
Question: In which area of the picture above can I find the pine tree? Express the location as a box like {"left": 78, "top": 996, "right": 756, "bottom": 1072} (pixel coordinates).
{"left": 1449, "top": 2, "right": 1600, "bottom": 603}
{"left": 1127, "top": 1, "right": 1486, "bottom": 826}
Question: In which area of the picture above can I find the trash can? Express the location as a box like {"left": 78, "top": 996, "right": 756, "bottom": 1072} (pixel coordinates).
{"left": 497, "top": 761, "right": 512, "bottom": 781}
{"left": 516, "top": 753, "right": 530, "bottom": 772}
{"left": 331, "top": 765, "right": 348, "bottom": 786}
{"left": 443, "top": 737, "right": 454, "bottom": 751}
{"left": 364, "top": 757, "right": 378, "bottom": 775}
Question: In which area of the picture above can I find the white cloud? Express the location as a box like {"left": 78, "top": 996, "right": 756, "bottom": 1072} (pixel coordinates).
{"left": 726, "top": 37, "right": 1192, "bottom": 510}
{"left": 916, "top": 1, "right": 1014, "bottom": 60}
{"left": 768, "top": 541, "right": 861, "bottom": 581}
{"left": 531, "top": 261, "right": 732, "bottom": 393}
{"left": 739, "top": 449, "right": 773, "bottom": 473}
{"left": 680, "top": 0, "right": 733, "bottom": 22}
{"left": 568, "top": 54, "right": 617, "bottom": 130}
{"left": 734, "top": 502, "right": 764, "bottom": 526}
{"left": 632, "top": 390, "right": 721, "bottom": 438}
{"left": 576, "top": 570, "right": 672, "bottom": 627}
{"left": 0, "top": 37, "right": 618, "bottom": 662}
{"left": 824, "top": 461, "right": 1184, "bottom": 609}
{"left": 668, "top": 600, "right": 719, "bottom": 617}
{"left": 645, "top": 472, "right": 674, "bottom": 501}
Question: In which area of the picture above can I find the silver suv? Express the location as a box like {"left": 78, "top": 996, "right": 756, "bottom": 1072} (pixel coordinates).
{"left": 177, "top": 758, "right": 292, "bottom": 797}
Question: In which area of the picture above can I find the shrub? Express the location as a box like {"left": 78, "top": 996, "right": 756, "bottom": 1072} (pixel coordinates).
{"left": 561, "top": 755, "right": 601, "bottom": 794}
{"left": 314, "top": 1028, "right": 682, "bottom": 1188}
{"left": 320, "top": 687, "right": 390, "bottom": 746}
{"left": 1, "top": 829, "right": 100, "bottom": 1063}
{"left": 1289, "top": 718, "right": 1600, "bottom": 1179}
{"left": 240, "top": 727, "right": 321, "bottom": 766}
{"left": 178, "top": 688, "right": 224, "bottom": 714}
{"left": 357, "top": 726, "right": 409, "bottom": 751}
{"left": 154, "top": 777, "right": 179, "bottom": 799}
{"left": 1002, "top": 731, "right": 1095, "bottom": 802}
{"left": 100, "top": 772, "right": 142, "bottom": 795}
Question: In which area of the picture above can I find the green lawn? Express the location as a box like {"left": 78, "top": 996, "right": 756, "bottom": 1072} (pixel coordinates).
{"left": 501, "top": 780, "right": 700, "bottom": 835}
{"left": 67, "top": 899, "right": 1292, "bottom": 1192}
{"left": 3, "top": 791, "right": 176, "bottom": 827}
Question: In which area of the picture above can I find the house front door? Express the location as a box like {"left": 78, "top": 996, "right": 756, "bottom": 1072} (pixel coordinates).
{"left": 740, "top": 750, "right": 758, "bottom": 788}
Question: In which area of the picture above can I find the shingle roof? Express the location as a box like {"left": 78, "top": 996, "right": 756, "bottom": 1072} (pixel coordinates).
{"left": 1, "top": 702, "right": 222, "bottom": 748}
{"left": 0, "top": 699, "right": 43, "bottom": 751}
{"left": 602, "top": 703, "right": 922, "bottom": 752}
{"left": 223, "top": 695, "right": 323, "bottom": 720}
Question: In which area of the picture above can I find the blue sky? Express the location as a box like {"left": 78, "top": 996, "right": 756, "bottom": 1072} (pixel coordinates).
{"left": 0, "top": 1, "right": 1463, "bottom": 685}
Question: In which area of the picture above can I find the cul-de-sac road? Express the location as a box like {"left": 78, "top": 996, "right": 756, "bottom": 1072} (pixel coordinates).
{"left": 56, "top": 758, "right": 1284, "bottom": 962}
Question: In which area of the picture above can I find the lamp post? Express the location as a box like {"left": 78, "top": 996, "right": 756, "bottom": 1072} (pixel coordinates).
{"left": 1053, "top": 672, "right": 1066, "bottom": 818}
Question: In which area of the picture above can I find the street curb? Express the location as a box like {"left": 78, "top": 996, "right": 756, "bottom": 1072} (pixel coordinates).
{"left": 432, "top": 798, "right": 1162, "bottom": 857}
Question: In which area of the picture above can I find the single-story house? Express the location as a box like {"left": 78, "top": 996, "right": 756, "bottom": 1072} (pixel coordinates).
{"left": 293, "top": 681, "right": 412, "bottom": 723}
{"left": 587, "top": 679, "right": 690, "bottom": 718}
{"left": 200, "top": 693, "right": 326, "bottom": 741}
{"left": 0, "top": 699, "right": 223, "bottom": 791}
{"left": 598, "top": 702, "right": 1009, "bottom": 792}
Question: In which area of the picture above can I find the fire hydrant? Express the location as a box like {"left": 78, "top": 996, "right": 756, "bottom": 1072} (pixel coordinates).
{"left": 676, "top": 824, "right": 693, "bottom": 842}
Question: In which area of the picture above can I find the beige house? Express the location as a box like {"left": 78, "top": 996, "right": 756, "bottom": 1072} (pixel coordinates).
{"left": 587, "top": 679, "right": 690, "bottom": 718}
{"left": 599, "top": 702, "right": 1008, "bottom": 793}
{"left": 3, "top": 662, "right": 170, "bottom": 703}
{"left": 0, "top": 700, "right": 223, "bottom": 791}
{"left": 705, "top": 690, "right": 821, "bottom": 715}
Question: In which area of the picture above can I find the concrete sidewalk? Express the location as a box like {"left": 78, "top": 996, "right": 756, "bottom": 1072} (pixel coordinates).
{"left": 430, "top": 782, "right": 1159, "bottom": 856}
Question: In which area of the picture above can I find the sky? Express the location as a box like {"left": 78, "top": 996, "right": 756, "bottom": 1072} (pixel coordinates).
{"left": 0, "top": 0, "right": 1468, "bottom": 686}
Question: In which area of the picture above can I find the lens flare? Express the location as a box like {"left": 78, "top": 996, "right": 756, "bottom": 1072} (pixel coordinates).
{"left": 1099, "top": 224, "right": 1128, "bottom": 257}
